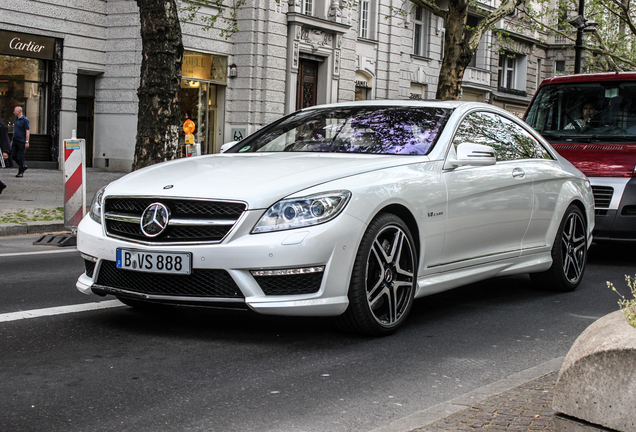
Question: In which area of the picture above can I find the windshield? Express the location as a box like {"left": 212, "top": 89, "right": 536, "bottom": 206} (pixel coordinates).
{"left": 226, "top": 106, "right": 451, "bottom": 155}
{"left": 525, "top": 81, "right": 636, "bottom": 142}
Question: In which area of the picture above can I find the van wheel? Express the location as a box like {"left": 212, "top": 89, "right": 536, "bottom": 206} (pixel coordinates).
{"left": 531, "top": 205, "right": 587, "bottom": 292}
{"left": 336, "top": 214, "right": 417, "bottom": 336}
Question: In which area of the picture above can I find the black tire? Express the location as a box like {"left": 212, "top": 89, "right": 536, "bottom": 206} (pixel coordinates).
{"left": 336, "top": 213, "right": 418, "bottom": 336}
{"left": 530, "top": 205, "right": 587, "bottom": 292}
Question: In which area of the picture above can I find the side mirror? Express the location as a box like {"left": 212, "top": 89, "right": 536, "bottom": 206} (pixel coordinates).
{"left": 444, "top": 143, "right": 497, "bottom": 169}
{"left": 219, "top": 141, "right": 238, "bottom": 153}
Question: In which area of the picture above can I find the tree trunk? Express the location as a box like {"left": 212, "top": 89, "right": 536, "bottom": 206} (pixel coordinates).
{"left": 435, "top": 0, "right": 474, "bottom": 100}
{"left": 133, "top": 0, "right": 184, "bottom": 170}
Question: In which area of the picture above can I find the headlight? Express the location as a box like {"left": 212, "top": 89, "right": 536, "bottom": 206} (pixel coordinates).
{"left": 252, "top": 191, "right": 351, "bottom": 233}
{"left": 89, "top": 186, "right": 107, "bottom": 224}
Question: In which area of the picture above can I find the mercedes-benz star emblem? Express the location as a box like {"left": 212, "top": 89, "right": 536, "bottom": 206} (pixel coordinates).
{"left": 141, "top": 203, "right": 170, "bottom": 237}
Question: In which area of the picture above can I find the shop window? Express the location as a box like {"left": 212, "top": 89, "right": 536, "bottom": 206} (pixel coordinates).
{"left": 0, "top": 54, "right": 48, "bottom": 135}
{"left": 410, "top": 83, "right": 426, "bottom": 100}
{"left": 412, "top": 4, "right": 430, "bottom": 57}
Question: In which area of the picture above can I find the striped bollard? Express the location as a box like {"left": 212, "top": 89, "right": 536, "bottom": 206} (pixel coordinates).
{"left": 63, "top": 130, "right": 86, "bottom": 230}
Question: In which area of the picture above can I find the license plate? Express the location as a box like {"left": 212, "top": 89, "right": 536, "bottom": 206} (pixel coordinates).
{"left": 116, "top": 249, "right": 192, "bottom": 275}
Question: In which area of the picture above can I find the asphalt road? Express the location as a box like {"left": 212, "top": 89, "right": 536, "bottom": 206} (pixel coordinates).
{"left": 0, "top": 236, "right": 631, "bottom": 432}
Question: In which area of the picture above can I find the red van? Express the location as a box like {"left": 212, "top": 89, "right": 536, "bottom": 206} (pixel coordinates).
{"left": 524, "top": 72, "right": 636, "bottom": 242}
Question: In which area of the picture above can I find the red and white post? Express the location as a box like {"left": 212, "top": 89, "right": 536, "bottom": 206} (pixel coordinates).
{"left": 63, "top": 130, "right": 86, "bottom": 230}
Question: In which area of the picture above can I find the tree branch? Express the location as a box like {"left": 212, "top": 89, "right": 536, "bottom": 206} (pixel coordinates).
{"left": 468, "top": 0, "right": 524, "bottom": 52}
{"left": 411, "top": 0, "right": 448, "bottom": 20}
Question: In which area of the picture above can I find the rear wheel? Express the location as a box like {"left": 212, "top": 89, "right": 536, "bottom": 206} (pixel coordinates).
{"left": 531, "top": 205, "right": 587, "bottom": 292}
{"left": 336, "top": 214, "right": 417, "bottom": 336}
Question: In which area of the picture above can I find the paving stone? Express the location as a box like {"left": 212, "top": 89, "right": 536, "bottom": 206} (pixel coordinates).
{"left": 413, "top": 372, "right": 557, "bottom": 432}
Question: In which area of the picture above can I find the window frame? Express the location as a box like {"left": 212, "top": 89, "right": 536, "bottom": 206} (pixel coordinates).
{"left": 412, "top": 4, "right": 429, "bottom": 57}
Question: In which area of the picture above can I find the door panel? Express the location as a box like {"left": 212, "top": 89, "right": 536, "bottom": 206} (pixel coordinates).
{"left": 440, "top": 111, "right": 537, "bottom": 266}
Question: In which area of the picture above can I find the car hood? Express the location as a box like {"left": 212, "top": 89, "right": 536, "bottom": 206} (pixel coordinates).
{"left": 105, "top": 153, "right": 428, "bottom": 209}
{"left": 550, "top": 143, "right": 636, "bottom": 177}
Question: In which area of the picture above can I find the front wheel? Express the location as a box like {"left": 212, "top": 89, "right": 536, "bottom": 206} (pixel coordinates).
{"left": 531, "top": 205, "right": 587, "bottom": 292}
{"left": 336, "top": 214, "right": 418, "bottom": 336}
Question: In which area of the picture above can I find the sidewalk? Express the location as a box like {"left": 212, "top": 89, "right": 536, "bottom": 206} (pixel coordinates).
{"left": 374, "top": 358, "right": 563, "bottom": 432}
{"left": 0, "top": 166, "right": 126, "bottom": 236}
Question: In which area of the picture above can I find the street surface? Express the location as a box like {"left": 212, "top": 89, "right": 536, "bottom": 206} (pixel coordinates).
{"left": 0, "top": 236, "right": 631, "bottom": 432}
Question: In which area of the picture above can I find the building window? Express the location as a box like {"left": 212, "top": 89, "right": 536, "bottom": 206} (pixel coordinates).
{"left": 498, "top": 52, "right": 527, "bottom": 92}
{"left": 412, "top": 5, "right": 429, "bottom": 57}
{"left": 357, "top": 0, "right": 377, "bottom": 39}
{"left": 555, "top": 60, "right": 566, "bottom": 74}
{"left": 303, "top": 0, "right": 313, "bottom": 16}
{"left": 536, "top": 58, "right": 543, "bottom": 88}
{"left": 358, "top": 0, "right": 369, "bottom": 38}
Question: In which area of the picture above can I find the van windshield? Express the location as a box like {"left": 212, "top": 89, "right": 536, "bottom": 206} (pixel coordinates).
{"left": 525, "top": 81, "right": 636, "bottom": 142}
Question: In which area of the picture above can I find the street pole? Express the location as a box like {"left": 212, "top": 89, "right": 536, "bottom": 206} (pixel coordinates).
{"left": 574, "top": 0, "right": 585, "bottom": 74}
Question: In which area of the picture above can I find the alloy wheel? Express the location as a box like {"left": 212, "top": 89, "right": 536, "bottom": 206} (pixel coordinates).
{"left": 560, "top": 211, "right": 586, "bottom": 284}
{"left": 365, "top": 225, "right": 415, "bottom": 326}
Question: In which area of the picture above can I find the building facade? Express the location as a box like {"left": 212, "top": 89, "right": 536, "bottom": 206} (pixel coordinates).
{"left": 0, "top": 0, "right": 569, "bottom": 171}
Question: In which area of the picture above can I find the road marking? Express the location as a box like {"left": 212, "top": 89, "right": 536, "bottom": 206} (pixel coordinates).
{"left": 0, "top": 300, "right": 123, "bottom": 323}
{"left": 0, "top": 249, "right": 79, "bottom": 258}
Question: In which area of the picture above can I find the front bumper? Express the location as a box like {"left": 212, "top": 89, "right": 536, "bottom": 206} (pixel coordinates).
{"left": 591, "top": 177, "right": 636, "bottom": 241}
{"left": 76, "top": 210, "right": 366, "bottom": 316}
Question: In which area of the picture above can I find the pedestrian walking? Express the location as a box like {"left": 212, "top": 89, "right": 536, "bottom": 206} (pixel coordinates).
{"left": 0, "top": 119, "right": 10, "bottom": 194}
{"left": 11, "top": 106, "right": 30, "bottom": 178}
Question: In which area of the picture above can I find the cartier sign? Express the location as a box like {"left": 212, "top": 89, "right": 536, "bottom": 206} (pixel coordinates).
{"left": 0, "top": 30, "right": 56, "bottom": 60}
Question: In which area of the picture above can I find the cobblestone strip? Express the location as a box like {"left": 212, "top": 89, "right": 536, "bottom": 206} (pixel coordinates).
{"left": 413, "top": 372, "right": 557, "bottom": 432}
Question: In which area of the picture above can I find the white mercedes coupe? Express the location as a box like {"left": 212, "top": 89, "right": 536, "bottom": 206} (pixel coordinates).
{"left": 77, "top": 101, "right": 594, "bottom": 335}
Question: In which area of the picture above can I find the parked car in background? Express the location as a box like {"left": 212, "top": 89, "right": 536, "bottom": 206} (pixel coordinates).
{"left": 77, "top": 101, "right": 594, "bottom": 335}
{"left": 524, "top": 72, "right": 636, "bottom": 242}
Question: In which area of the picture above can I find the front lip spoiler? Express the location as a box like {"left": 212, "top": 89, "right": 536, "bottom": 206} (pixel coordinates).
{"left": 91, "top": 284, "right": 248, "bottom": 309}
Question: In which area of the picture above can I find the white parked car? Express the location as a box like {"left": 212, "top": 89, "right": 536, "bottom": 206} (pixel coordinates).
{"left": 77, "top": 101, "right": 594, "bottom": 335}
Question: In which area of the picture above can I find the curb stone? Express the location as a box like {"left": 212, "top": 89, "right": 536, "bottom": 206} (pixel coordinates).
{"left": 0, "top": 221, "right": 69, "bottom": 237}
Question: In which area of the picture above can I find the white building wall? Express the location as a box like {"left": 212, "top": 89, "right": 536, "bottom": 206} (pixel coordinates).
{"left": 0, "top": 0, "right": 109, "bottom": 166}
{"left": 94, "top": 0, "right": 139, "bottom": 171}
{"left": 1, "top": 0, "right": 558, "bottom": 172}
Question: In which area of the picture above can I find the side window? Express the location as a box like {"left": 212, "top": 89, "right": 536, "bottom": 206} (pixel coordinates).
{"left": 453, "top": 112, "right": 553, "bottom": 161}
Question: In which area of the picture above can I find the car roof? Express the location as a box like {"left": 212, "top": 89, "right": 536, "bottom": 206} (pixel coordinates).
{"left": 297, "top": 99, "right": 489, "bottom": 111}
{"left": 538, "top": 71, "right": 636, "bottom": 87}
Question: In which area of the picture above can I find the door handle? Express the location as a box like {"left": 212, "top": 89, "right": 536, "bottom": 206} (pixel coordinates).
{"left": 512, "top": 168, "right": 526, "bottom": 179}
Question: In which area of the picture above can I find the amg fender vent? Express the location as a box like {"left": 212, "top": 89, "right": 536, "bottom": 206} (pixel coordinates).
{"left": 591, "top": 185, "right": 614, "bottom": 209}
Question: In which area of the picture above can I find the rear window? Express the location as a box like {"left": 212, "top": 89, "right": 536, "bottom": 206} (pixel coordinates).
{"left": 525, "top": 81, "right": 636, "bottom": 142}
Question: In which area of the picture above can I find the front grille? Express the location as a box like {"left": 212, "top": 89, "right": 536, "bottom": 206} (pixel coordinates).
{"left": 254, "top": 272, "right": 324, "bottom": 296}
{"left": 96, "top": 260, "right": 244, "bottom": 298}
{"left": 84, "top": 260, "right": 96, "bottom": 278}
{"left": 104, "top": 197, "right": 246, "bottom": 243}
{"left": 591, "top": 186, "right": 614, "bottom": 209}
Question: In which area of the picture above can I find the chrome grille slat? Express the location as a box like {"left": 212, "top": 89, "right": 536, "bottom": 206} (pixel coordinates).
{"left": 104, "top": 197, "right": 246, "bottom": 244}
